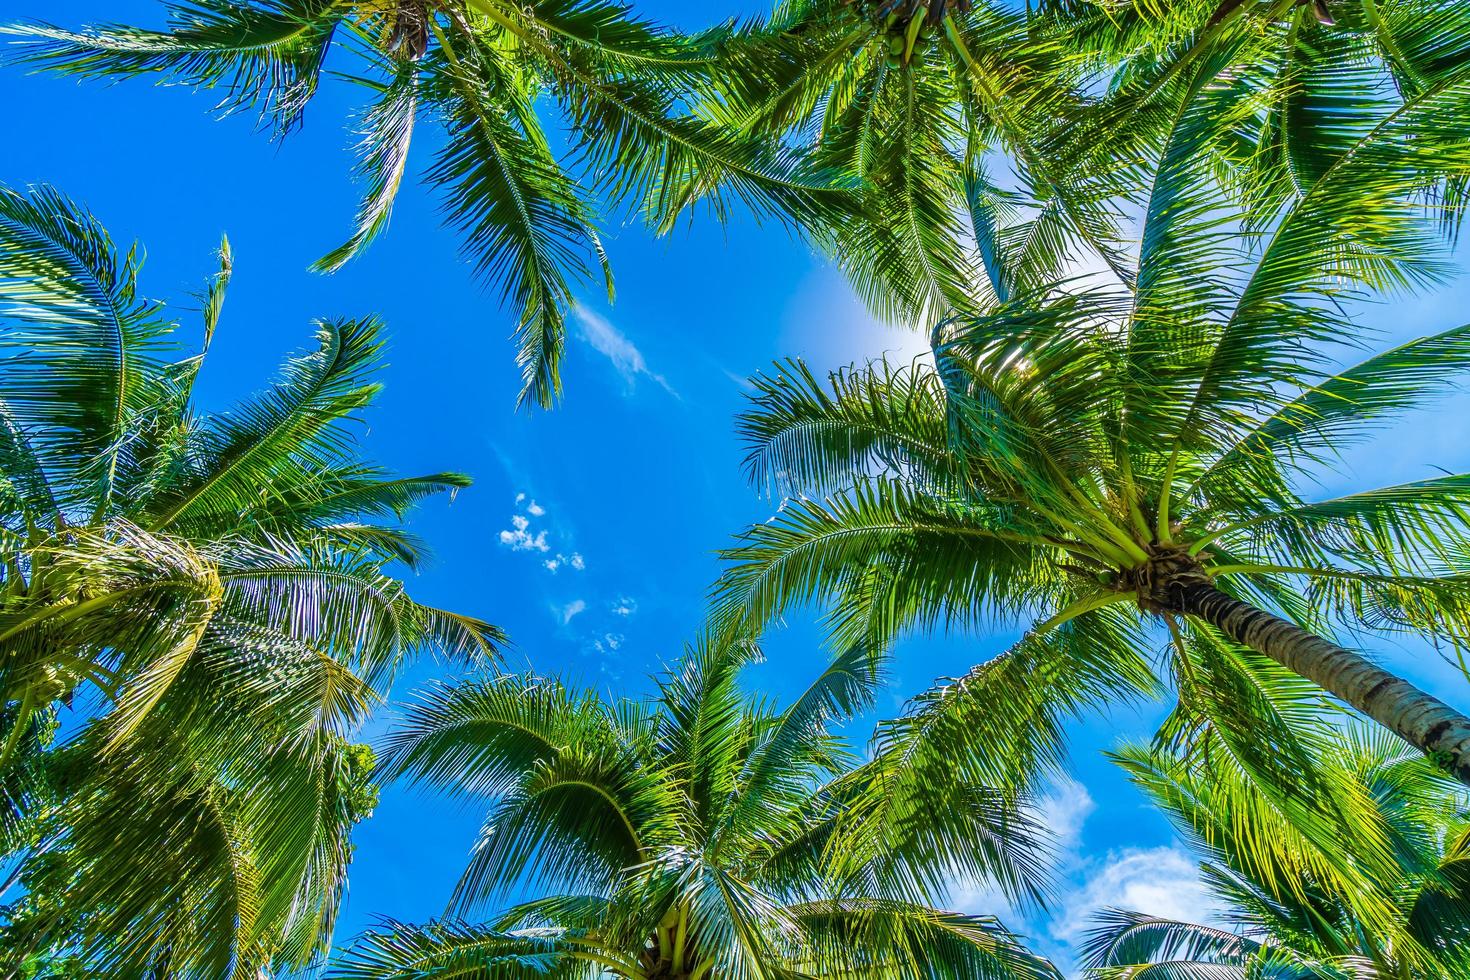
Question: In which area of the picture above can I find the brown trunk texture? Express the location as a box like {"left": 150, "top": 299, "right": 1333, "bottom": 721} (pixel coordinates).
{"left": 1175, "top": 580, "right": 1470, "bottom": 786}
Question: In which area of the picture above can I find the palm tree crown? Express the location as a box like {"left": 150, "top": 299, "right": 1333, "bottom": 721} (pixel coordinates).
{"left": 698, "top": 0, "right": 1470, "bottom": 331}
{"left": 1060, "top": 0, "right": 1470, "bottom": 192}
{"left": 1084, "top": 729, "right": 1470, "bottom": 979}
{"left": 701, "top": 0, "right": 1118, "bottom": 325}
{"left": 334, "top": 638, "right": 1062, "bottom": 980}
{"left": 715, "top": 56, "right": 1470, "bottom": 785}
{"left": 3, "top": 0, "right": 846, "bottom": 407}
{"left": 0, "top": 183, "right": 501, "bottom": 976}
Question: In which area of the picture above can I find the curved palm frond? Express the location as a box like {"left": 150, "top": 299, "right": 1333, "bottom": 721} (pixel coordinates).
{"left": 2, "top": 0, "right": 342, "bottom": 131}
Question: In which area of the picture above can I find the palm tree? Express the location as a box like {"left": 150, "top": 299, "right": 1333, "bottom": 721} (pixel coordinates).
{"left": 713, "top": 56, "right": 1470, "bottom": 785}
{"left": 332, "top": 638, "right": 1063, "bottom": 980}
{"left": 700, "top": 0, "right": 1121, "bottom": 325}
{"left": 2, "top": 0, "right": 847, "bottom": 408}
{"left": 702, "top": 0, "right": 1470, "bottom": 326}
{"left": 1081, "top": 728, "right": 1470, "bottom": 978}
{"left": 0, "top": 183, "right": 501, "bottom": 976}
{"left": 1057, "top": 0, "right": 1470, "bottom": 192}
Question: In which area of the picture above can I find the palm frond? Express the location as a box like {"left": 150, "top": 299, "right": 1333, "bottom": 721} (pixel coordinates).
{"left": 144, "top": 316, "right": 385, "bottom": 532}
{"left": 377, "top": 675, "right": 611, "bottom": 796}
{"left": 790, "top": 898, "right": 1061, "bottom": 980}
{"left": 1079, "top": 908, "right": 1255, "bottom": 971}
{"left": 0, "top": 183, "right": 178, "bottom": 513}
{"left": 3, "top": 0, "right": 342, "bottom": 132}
{"left": 714, "top": 477, "right": 1054, "bottom": 650}
{"left": 315, "top": 53, "right": 422, "bottom": 272}
{"left": 739, "top": 357, "right": 954, "bottom": 498}
{"left": 326, "top": 918, "right": 581, "bottom": 980}
{"left": 423, "top": 30, "right": 601, "bottom": 409}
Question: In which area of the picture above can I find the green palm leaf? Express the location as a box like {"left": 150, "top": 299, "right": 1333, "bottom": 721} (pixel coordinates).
{"left": 4, "top": 0, "right": 342, "bottom": 131}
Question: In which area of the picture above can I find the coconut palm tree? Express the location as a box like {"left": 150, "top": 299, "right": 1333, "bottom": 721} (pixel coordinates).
{"left": 1045, "top": 0, "right": 1470, "bottom": 279}
{"left": 1057, "top": 0, "right": 1470, "bottom": 198}
{"left": 700, "top": 0, "right": 1470, "bottom": 328}
{"left": 332, "top": 638, "right": 1062, "bottom": 980}
{"left": 700, "top": 0, "right": 1122, "bottom": 325}
{"left": 2, "top": 0, "right": 847, "bottom": 408}
{"left": 0, "top": 183, "right": 501, "bottom": 976}
{"left": 713, "top": 55, "right": 1470, "bottom": 786}
{"left": 1081, "top": 728, "right": 1470, "bottom": 978}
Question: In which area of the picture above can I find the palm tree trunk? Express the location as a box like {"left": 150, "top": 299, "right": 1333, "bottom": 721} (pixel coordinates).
{"left": 1175, "top": 580, "right": 1470, "bottom": 786}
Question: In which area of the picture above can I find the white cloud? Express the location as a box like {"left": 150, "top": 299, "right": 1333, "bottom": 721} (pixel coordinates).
{"left": 560, "top": 599, "right": 587, "bottom": 625}
{"left": 592, "top": 633, "right": 625, "bottom": 654}
{"left": 500, "top": 495, "right": 582, "bottom": 571}
{"left": 1050, "top": 846, "right": 1221, "bottom": 946}
{"left": 945, "top": 879, "right": 1015, "bottom": 922}
{"left": 543, "top": 551, "right": 584, "bottom": 573}
{"left": 573, "top": 306, "right": 677, "bottom": 396}
{"left": 610, "top": 596, "right": 637, "bottom": 617}
{"left": 947, "top": 776, "right": 1223, "bottom": 979}
{"left": 499, "top": 513, "right": 549, "bottom": 552}
{"left": 1039, "top": 778, "right": 1096, "bottom": 850}
{"left": 1035, "top": 781, "right": 1225, "bottom": 967}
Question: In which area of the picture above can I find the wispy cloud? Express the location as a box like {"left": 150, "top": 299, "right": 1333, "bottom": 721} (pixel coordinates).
{"left": 573, "top": 306, "right": 677, "bottom": 397}
{"left": 560, "top": 599, "right": 587, "bottom": 625}
{"left": 1049, "top": 846, "right": 1220, "bottom": 947}
{"left": 610, "top": 596, "right": 637, "bottom": 617}
{"left": 722, "top": 367, "right": 757, "bottom": 391}
{"left": 592, "top": 633, "right": 624, "bottom": 654}
{"left": 1038, "top": 777, "right": 1096, "bottom": 846}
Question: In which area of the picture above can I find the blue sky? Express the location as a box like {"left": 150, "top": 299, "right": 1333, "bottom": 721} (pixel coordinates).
{"left": 6, "top": 2, "right": 1470, "bottom": 974}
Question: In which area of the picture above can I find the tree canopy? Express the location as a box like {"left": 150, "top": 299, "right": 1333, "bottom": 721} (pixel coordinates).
{"left": 0, "top": 183, "right": 499, "bottom": 976}
{"left": 335, "top": 637, "right": 1062, "bottom": 980}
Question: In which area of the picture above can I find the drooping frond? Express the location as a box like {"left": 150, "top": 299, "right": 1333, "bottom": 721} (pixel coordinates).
{"left": 216, "top": 536, "right": 503, "bottom": 688}
{"left": 3, "top": 0, "right": 343, "bottom": 132}
{"left": 234, "top": 466, "right": 471, "bottom": 548}
{"left": 450, "top": 738, "right": 668, "bottom": 911}
{"left": 422, "top": 28, "right": 603, "bottom": 410}
{"left": 1079, "top": 908, "right": 1257, "bottom": 972}
{"left": 378, "top": 674, "right": 613, "bottom": 796}
{"left": 739, "top": 357, "right": 954, "bottom": 498}
{"left": 790, "top": 899, "right": 1061, "bottom": 980}
{"left": 714, "top": 477, "right": 1056, "bottom": 650}
{"left": 871, "top": 607, "right": 1157, "bottom": 795}
{"left": 1193, "top": 322, "right": 1470, "bottom": 502}
{"left": 0, "top": 183, "right": 177, "bottom": 513}
{"left": 315, "top": 53, "right": 422, "bottom": 272}
{"left": 318, "top": 917, "right": 583, "bottom": 980}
